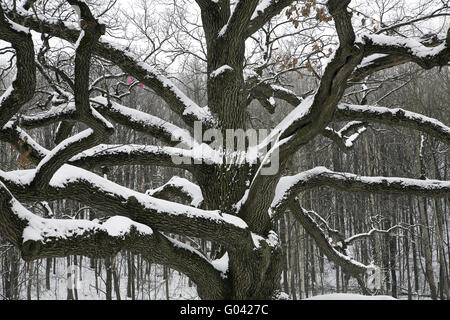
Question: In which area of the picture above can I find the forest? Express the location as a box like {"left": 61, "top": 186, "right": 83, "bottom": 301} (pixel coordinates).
{"left": 0, "top": 0, "right": 449, "bottom": 300}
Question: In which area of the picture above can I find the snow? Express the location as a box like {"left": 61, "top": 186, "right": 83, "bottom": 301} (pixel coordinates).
{"left": 271, "top": 166, "right": 331, "bottom": 210}
{"left": 47, "top": 164, "right": 248, "bottom": 230}
{"left": 345, "top": 126, "right": 366, "bottom": 147}
{"left": 35, "top": 129, "right": 94, "bottom": 174}
{"left": 251, "top": 230, "right": 279, "bottom": 249}
{"left": 273, "top": 95, "right": 315, "bottom": 134}
{"left": 4, "top": 15, "right": 30, "bottom": 34}
{"left": 211, "top": 252, "right": 229, "bottom": 277}
{"left": 271, "top": 166, "right": 450, "bottom": 211}
{"left": 147, "top": 176, "right": 204, "bottom": 208}
{"left": 218, "top": 25, "right": 228, "bottom": 37}
{"left": 251, "top": 0, "right": 272, "bottom": 20}
{"left": 70, "top": 4, "right": 82, "bottom": 20}
{"left": 360, "top": 34, "right": 446, "bottom": 58}
{"left": 70, "top": 143, "right": 221, "bottom": 167}
{"left": 338, "top": 103, "right": 450, "bottom": 135}
{"left": 90, "top": 107, "right": 114, "bottom": 129}
{"left": 305, "top": 293, "right": 396, "bottom": 300}
{"left": 101, "top": 216, "right": 153, "bottom": 237}
{"left": 23, "top": 102, "right": 76, "bottom": 123}
{"left": 0, "top": 86, "right": 13, "bottom": 106}
{"left": 74, "top": 30, "right": 85, "bottom": 50}
{"left": 357, "top": 53, "right": 388, "bottom": 69}
{"left": 271, "top": 85, "right": 297, "bottom": 96}
{"left": 210, "top": 65, "right": 233, "bottom": 78}
{"left": 6, "top": 193, "right": 153, "bottom": 243}
{"left": 91, "top": 96, "right": 195, "bottom": 147}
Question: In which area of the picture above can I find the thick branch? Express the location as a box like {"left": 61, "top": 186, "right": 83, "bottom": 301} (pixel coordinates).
{"left": 0, "top": 181, "right": 228, "bottom": 299}
{"left": 68, "top": 144, "right": 216, "bottom": 171}
{"left": 0, "top": 165, "right": 250, "bottom": 247}
{"left": 288, "top": 201, "right": 368, "bottom": 277}
{"left": 272, "top": 166, "right": 450, "bottom": 214}
{"left": 147, "top": 176, "right": 204, "bottom": 208}
{"left": 246, "top": 0, "right": 294, "bottom": 37}
{"left": 91, "top": 97, "right": 195, "bottom": 147}
{"left": 7, "top": 9, "right": 215, "bottom": 128}
{"left": 0, "top": 5, "right": 35, "bottom": 128}
{"left": 360, "top": 30, "right": 450, "bottom": 71}
{"left": 336, "top": 104, "right": 450, "bottom": 145}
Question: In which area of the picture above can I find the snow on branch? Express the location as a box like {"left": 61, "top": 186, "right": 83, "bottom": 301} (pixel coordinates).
{"left": 31, "top": 129, "right": 99, "bottom": 190}
{"left": 91, "top": 96, "right": 195, "bottom": 147}
{"left": 147, "top": 176, "right": 204, "bottom": 208}
{"left": 18, "top": 102, "right": 77, "bottom": 130}
{"left": 349, "top": 30, "right": 450, "bottom": 83}
{"left": 0, "top": 165, "right": 249, "bottom": 246}
{"left": 0, "top": 181, "right": 228, "bottom": 299}
{"left": 288, "top": 201, "right": 369, "bottom": 277}
{"left": 246, "top": 0, "right": 298, "bottom": 37}
{"left": 359, "top": 31, "right": 450, "bottom": 69}
{"left": 322, "top": 121, "right": 367, "bottom": 152}
{"left": 6, "top": 7, "right": 216, "bottom": 128}
{"left": 271, "top": 166, "right": 450, "bottom": 214}
{"left": 0, "top": 179, "right": 152, "bottom": 249}
{"left": 345, "top": 224, "right": 414, "bottom": 245}
{"left": 336, "top": 103, "right": 450, "bottom": 145}
{"left": 0, "top": 5, "right": 35, "bottom": 128}
{"left": 69, "top": 144, "right": 219, "bottom": 170}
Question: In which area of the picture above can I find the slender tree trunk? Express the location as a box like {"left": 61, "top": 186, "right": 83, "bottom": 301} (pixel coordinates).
{"left": 27, "top": 261, "right": 33, "bottom": 300}
{"left": 105, "top": 257, "right": 113, "bottom": 300}
{"left": 66, "top": 256, "right": 74, "bottom": 300}
{"left": 112, "top": 256, "right": 121, "bottom": 300}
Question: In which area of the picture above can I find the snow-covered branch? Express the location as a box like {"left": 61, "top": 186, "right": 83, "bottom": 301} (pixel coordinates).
{"left": 69, "top": 144, "right": 217, "bottom": 171}
{"left": 322, "top": 121, "right": 367, "bottom": 152}
{"left": 91, "top": 97, "right": 195, "bottom": 147}
{"left": 0, "top": 5, "right": 35, "bottom": 128}
{"left": 288, "top": 201, "right": 369, "bottom": 277}
{"left": 271, "top": 166, "right": 450, "bottom": 213}
{"left": 359, "top": 31, "right": 450, "bottom": 70}
{"left": 0, "top": 180, "right": 228, "bottom": 299}
{"left": 336, "top": 103, "right": 450, "bottom": 145}
{"left": 350, "top": 30, "right": 450, "bottom": 83}
{"left": 0, "top": 165, "right": 250, "bottom": 247}
{"left": 246, "top": 0, "right": 297, "bottom": 37}
{"left": 6, "top": 7, "right": 216, "bottom": 128}
{"left": 345, "top": 224, "right": 413, "bottom": 245}
{"left": 147, "top": 176, "right": 204, "bottom": 208}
